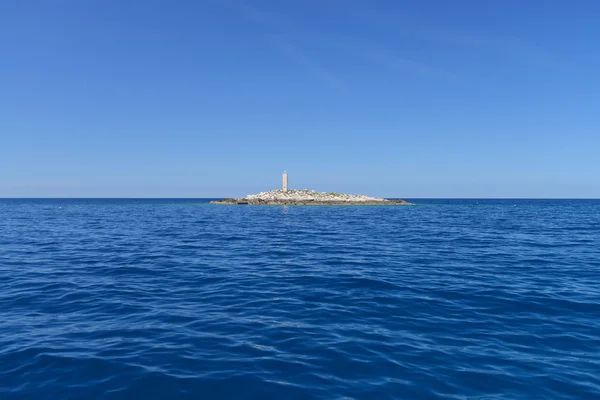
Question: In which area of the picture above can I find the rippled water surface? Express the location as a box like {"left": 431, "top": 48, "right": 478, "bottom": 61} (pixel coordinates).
{"left": 1, "top": 199, "right": 599, "bottom": 399}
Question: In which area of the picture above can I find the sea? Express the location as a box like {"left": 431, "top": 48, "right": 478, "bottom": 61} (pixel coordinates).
{"left": 1, "top": 198, "right": 599, "bottom": 399}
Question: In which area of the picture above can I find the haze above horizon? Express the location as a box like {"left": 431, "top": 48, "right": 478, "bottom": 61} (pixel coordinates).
{"left": 1, "top": 0, "right": 599, "bottom": 198}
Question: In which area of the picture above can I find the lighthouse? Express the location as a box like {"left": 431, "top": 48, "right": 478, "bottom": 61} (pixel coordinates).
{"left": 282, "top": 171, "right": 288, "bottom": 192}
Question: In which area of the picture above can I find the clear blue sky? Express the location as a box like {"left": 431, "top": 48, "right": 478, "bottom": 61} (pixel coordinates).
{"left": 1, "top": 0, "right": 599, "bottom": 198}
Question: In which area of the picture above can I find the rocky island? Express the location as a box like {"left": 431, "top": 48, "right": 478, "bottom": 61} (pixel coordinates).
{"left": 210, "top": 189, "right": 411, "bottom": 206}
{"left": 211, "top": 172, "right": 411, "bottom": 206}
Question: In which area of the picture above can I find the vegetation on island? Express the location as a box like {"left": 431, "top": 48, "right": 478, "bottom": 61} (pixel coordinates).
{"left": 210, "top": 188, "right": 411, "bottom": 205}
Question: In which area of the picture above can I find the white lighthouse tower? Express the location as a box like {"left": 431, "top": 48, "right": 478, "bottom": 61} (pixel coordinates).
{"left": 282, "top": 171, "right": 288, "bottom": 192}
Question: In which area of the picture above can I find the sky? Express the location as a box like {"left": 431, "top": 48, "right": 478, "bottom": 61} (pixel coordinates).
{"left": 1, "top": 0, "right": 599, "bottom": 198}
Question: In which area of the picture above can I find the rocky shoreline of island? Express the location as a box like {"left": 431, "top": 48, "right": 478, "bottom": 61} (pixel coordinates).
{"left": 210, "top": 189, "right": 411, "bottom": 206}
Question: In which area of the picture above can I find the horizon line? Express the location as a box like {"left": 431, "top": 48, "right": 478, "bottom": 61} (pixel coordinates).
{"left": 1, "top": 197, "right": 599, "bottom": 200}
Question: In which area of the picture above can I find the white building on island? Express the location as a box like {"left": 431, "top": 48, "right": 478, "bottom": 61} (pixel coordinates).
{"left": 282, "top": 171, "right": 288, "bottom": 192}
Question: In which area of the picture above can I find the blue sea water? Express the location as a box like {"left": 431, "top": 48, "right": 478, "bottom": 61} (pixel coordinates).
{"left": 0, "top": 198, "right": 599, "bottom": 399}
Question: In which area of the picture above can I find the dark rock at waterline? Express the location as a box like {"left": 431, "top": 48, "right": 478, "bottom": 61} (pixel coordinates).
{"left": 210, "top": 198, "right": 411, "bottom": 206}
